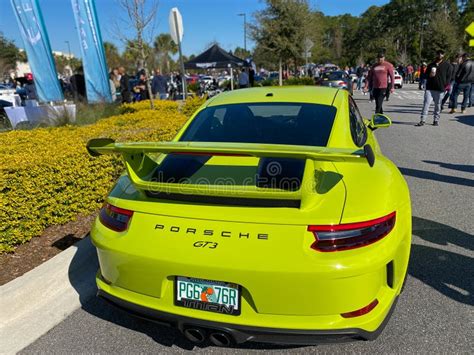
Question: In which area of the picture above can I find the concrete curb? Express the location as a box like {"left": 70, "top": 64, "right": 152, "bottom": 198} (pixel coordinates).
{"left": 0, "top": 237, "right": 98, "bottom": 354}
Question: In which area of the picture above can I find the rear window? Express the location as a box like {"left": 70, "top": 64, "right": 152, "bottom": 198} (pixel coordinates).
{"left": 323, "top": 72, "right": 344, "bottom": 80}
{"left": 180, "top": 103, "right": 337, "bottom": 147}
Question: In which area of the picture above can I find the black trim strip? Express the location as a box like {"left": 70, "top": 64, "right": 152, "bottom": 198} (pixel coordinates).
{"left": 145, "top": 191, "right": 301, "bottom": 208}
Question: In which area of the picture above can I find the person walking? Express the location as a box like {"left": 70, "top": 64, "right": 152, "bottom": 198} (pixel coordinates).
{"left": 406, "top": 64, "right": 414, "bottom": 84}
{"left": 449, "top": 53, "right": 474, "bottom": 114}
{"left": 441, "top": 55, "right": 460, "bottom": 111}
{"left": 397, "top": 64, "right": 405, "bottom": 83}
{"left": 415, "top": 50, "right": 451, "bottom": 127}
{"left": 249, "top": 66, "right": 255, "bottom": 87}
{"left": 356, "top": 64, "right": 364, "bottom": 91}
{"left": 151, "top": 68, "right": 168, "bottom": 100}
{"left": 418, "top": 63, "right": 427, "bottom": 90}
{"left": 469, "top": 81, "right": 474, "bottom": 107}
{"left": 238, "top": 69, "right": 249, "bottom": 89}
{"left": 364, "top": 53, "right": 394, "bottom": 114}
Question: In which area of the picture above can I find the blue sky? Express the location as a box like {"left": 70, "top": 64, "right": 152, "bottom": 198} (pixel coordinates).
{"left": 0, "top": 0, "right": 389, "bottom": 57}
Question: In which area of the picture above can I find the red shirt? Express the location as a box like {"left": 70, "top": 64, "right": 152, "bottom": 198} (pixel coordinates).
{"left": 367, "top": 61, "right": 395, "bottom": 89}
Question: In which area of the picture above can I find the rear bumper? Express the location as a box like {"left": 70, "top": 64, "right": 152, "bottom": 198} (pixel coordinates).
{"left": 98, "top": 288, "right": 398, "bottom": 345}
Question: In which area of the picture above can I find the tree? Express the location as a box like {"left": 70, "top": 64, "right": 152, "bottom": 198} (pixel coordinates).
{"left": 460, "top": 0, "right": 474, "bottom": 46}
{"left": 122, "top": 39, "right": 153, "bottom": 72}
{"left": 0, "top": 33, "right": 22, "bottom": 78}
{"left": 153, "top": 33, "right": 177, "bottom": 72}
{"left": 233, "top": 47, "right": 251, "bottom": 59}
{"left": 54, "top": 54, "right": 82, "bottom": 74}
{"left": 116, "top": 0, "right": 158, "bottom": 109}
{"left": 423, "top": 10, "right": 462, "bottom": 59}
{"left": 250, "top": 0, "right": 311, "bottom": 85}
{"left": 103, "top": 41, "right": 121, "bottom": 70}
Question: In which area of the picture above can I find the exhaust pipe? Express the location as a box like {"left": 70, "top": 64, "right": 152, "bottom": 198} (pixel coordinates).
{"left": 209, "top": 332, "right": 233, "bottom": 347}
{"left": 183, "top": 328, "right": 206, "bottom": 343}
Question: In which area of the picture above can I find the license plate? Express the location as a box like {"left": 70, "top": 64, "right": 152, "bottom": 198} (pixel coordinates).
{"left": 175, "top": 277, "right": 241, "bottom": 316}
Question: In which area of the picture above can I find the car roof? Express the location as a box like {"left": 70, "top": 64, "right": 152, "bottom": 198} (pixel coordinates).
{"left": 206, "top": 86, "right": 340, "bottom": 107}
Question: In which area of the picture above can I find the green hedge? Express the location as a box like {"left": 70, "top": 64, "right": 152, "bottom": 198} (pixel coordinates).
{"left": 0, "top": 97, "right": 205, "bottom": 253}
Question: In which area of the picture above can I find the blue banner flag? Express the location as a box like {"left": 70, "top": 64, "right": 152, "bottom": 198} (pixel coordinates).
{"left": 10, "top": 0, "right": 64, "bottom": 102}
{"left": 71, "top": 0, "right": 112, "bottom": 103}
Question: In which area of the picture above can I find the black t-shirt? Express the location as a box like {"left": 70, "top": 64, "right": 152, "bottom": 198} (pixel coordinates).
{"left": 425, "top": 61, "right": 452, "bottom": 91}
{"left": 120, "top": 74, "right": 130, "bottom": 93}
{"left": 70, "top": 74, "right": 86, "bottom": 97}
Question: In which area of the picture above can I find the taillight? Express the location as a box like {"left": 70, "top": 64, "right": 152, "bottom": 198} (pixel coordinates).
{"left": 99, "top": 202, "right": 133, "bottom": 232}
{"left": 341, "top": 299, "right": 379, "bottom": 318}
{"left": 308, "top": 212, "right": 396, "bottom": 252}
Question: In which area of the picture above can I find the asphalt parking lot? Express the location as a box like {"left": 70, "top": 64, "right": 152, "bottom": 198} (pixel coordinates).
{"left": 22, "top": 84, "right": 473, "bottom": 353}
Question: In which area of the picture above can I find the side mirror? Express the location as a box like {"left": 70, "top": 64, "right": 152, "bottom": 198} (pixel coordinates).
{"left": 369, "top": 114, "right": 392, "bottom": 130}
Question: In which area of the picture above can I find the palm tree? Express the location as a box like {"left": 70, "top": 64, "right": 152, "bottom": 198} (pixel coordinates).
{"left": 103, "top": 41, "right": 121, "bottom": 70}
{"left": 153, "top": 33, "right": 178, "bottom": 72}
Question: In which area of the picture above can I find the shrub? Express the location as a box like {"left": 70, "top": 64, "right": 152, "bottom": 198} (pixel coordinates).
{"left": 0, "top": 104, "right": 195, "bottom": 253}
{"left": 119, "top": 99, "right": 179, "bottom": 114}
{"left": 219, "top": 80, "right": 231, "bottom": 90}
{"left": 258, "top": 77, "right": 315, "bottom": 87}
{"left": 187, "top": 82, "right": 200, "bottom": 93}
{"left": 284, "top": 77, "right": 315, "bottom": 86}
{"left": 260, "top": 78, "right": 278, "bottom": 87}
{"left": 181, "top": 95, "right": 206, "bottom": 118}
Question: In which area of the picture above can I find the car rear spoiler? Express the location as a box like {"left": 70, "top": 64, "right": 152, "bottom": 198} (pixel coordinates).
{"left": 86, "top": 138, "right": 375, "bottom": 200}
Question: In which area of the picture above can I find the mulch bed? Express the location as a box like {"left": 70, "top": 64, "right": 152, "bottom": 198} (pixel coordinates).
{"left": 0, "top": 213, "right": 97, "bottom": 286}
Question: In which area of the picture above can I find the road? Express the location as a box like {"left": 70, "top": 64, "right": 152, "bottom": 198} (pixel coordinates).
{"left": 22, "top": 84, "right": 473, "bottom": 354}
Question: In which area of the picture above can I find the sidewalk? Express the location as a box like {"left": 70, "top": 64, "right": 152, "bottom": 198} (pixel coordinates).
{"left": 0, "top": 237, "right": 98, "bottom": 354}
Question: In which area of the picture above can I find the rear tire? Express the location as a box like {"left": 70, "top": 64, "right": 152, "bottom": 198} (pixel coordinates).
{"left": 400, "top": 274, "right": 407, "bottom": 293}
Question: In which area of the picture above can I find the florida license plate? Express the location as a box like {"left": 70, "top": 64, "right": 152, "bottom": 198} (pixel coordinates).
{"left": 175, "top": 277, "right": 241, "bottom": 315}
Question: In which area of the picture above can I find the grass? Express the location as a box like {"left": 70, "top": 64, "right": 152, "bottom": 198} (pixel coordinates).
{"left": 74, "top": 102, "right": 122, "bottom": 126}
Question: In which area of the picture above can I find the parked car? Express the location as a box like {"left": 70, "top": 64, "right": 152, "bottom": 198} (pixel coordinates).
{"left": 186, "top": 75, "right": 199, "bottom": 85}
{"left": 267, "top": 72, "right": 279, "bottom": 80}
{"left": 87, "top": 86, "right": 411, "bottom": 346}
{"left": 316, "top": 71, "right": 353, "bottom": 94}
{"left": 253, "top": 74, "right": 264, "bottom": 83}
{"left": 0, "top": 84, "right": 16, "bottom": 96}
{"left": 393, "top": 70, "right": 403, "bottom": 89}
{"left": 199, "top": 76, "right": 214, "bottom": 85}
{"left": 217, "top": 75, "right": 231, "bottom": 87}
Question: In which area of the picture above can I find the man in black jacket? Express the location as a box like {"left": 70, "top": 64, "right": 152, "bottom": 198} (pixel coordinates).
{"left": 416, "top": 50, "right": 452, "bottom": 127}
{"left": 441, "top": 55, "right": 461, "bottom": 111}
{"left": 118, "top": 67, "right": 132, "bottom": 103}
{"left": 450, "top": 53, "right": 474, "bottom": 114}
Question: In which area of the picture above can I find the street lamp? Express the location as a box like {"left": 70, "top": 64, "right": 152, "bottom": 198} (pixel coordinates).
{"left": 237, "top": 13, "right": 246, "bottom": 52}
{"left": 65, "top": 41, "right": 71, "bottom": 59}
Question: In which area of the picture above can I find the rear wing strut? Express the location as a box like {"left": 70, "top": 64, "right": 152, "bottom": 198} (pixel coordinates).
{"left": 86, "top": 138, "right": 375, "bottom": 199}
